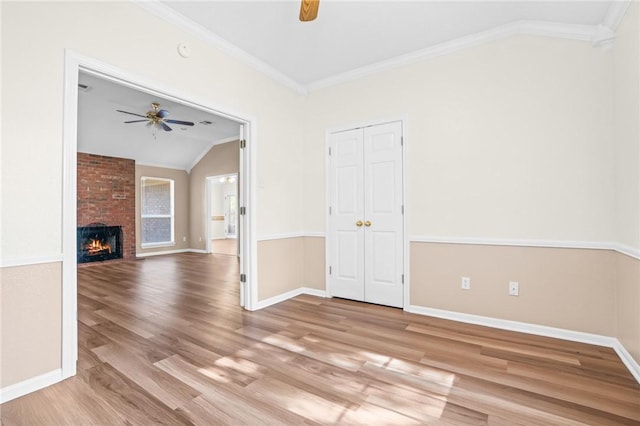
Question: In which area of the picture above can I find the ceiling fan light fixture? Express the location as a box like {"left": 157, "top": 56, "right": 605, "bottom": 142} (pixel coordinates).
{"left": 117, "top": 102, "right": 195, "bottom": 133}
{"left": 299, "top": 0, "right": 319, "bottom": 22}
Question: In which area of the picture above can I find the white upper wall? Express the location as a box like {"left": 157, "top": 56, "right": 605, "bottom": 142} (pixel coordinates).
{"left": 613, "top": 2, "right": 640, "bottom": 250}
{"left": 0, "top": 1, "right": 306, "bottom": 259}
{"left": 304, "top": 35, "right": 617, "bottom": 244}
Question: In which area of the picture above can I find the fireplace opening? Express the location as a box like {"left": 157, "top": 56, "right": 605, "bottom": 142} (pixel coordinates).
{"left": 77, "top": 223, "right": 123, "bottom": 263}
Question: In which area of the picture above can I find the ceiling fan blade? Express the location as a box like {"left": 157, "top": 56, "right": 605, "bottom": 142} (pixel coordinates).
{"left": 124, "top": 119, "right": 148, "bottom": 124}
{"left": 165, "top": 119, "right": 195, "bottom": 126}
{"left": 161, "top": 122, "right": 173, "bottom": 132}
{"left": 156, "top": 109, "right": 170, "bottom": 118}
{"left": 299, "top": 0, "right": 319, "bottom": 22}
{"left": 117, "top": 110, "right": 147, "bottom": 118}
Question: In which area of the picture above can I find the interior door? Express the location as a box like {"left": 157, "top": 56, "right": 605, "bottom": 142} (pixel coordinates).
{"left": 362, "top": 122, "right": 404, "bottom": 307}
{"left": 329, "top": 128, "right": 365, "bottom": 301}
{"left": 329, "top": 121, "right": 404, "bottom": 308}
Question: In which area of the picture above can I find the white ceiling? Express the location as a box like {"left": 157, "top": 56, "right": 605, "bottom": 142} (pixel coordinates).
{"left": 77, "top": 72, "right": 241, "bottom": 171}
{"left": 156, "top": 0, "right": 620, "bottom": 89}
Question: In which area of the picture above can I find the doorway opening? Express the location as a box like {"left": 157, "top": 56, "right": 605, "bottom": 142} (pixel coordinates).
{"left": 207, "top": 173, "right": 239, "bottom": 256}
{"left": 62, "top": 51, "right": 258, "bottom": 382}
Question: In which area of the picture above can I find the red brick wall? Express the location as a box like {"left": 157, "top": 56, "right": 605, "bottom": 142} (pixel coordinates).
{"left": 77, "top": 153, "right": 136, "bottom": 259}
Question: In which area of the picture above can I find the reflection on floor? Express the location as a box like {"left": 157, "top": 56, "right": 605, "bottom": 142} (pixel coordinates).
{"left": 211, "top": 238, "right": 237, "bottom": 256}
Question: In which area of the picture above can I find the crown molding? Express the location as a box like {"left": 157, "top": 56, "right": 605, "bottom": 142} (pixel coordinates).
{"left": 603, "top": 0, "right": 631, "bottom": 31}
{"left": 132, "top": 1, "right": 308, "bottom": 96}
{"left": 133, "top": 1, "right": 626, "bottom": 95}
{"left": 307, "top": 20, "right": 610, "bottom": 92}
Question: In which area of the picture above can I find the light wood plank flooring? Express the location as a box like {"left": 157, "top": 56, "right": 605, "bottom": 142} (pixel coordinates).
{"left": 2, "top": 253, "right": 639, "bottom": 425}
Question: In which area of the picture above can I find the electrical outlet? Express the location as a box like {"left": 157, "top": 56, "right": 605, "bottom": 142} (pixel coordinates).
{"left": 199, "top": 236, "right": 202, "bottom": 242}
{"left": 509, "top": 281, "right": 519, "bottom": 296}
{"left": 461, "top": 277, "right": 471, "bottom": 290}
{"left": 182, "top": 236, "right": 187, "bottom": 242}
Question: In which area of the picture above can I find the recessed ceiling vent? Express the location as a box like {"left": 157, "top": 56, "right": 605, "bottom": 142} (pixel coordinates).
{"left": 199, "top": 120, "right": 214, "bottom": 125}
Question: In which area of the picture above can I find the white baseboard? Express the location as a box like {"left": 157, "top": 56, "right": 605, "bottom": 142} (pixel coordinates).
{"left": 613, "top": 341, "right": 640, "bottom": 383}
{"left": 0, "top": 369, "right": 62, "bottom": 404}
{"left": 406, "top": 305, "right": 640, "bottom": 384}
{"left": 189, "top": 249, "right": 208, "bottom": 254}
{"left": 255, "top": 287, "right": 327, "bottom": 310}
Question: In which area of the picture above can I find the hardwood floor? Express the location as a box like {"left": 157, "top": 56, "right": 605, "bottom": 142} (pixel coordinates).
{"left": 2, "top": 253, "right": 639, "bottom": 425}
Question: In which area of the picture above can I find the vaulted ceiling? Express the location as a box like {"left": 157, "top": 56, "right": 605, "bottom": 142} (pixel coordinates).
{"left": 77, "top": 72, "right": 241, "bottom": 171}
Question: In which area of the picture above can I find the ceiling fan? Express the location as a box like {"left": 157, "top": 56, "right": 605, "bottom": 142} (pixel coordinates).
{"left": 299, "top": 0, "right": 319, "bottom": 22}
{"left": 117, "top": 102, "right": 195, "bottom": 132}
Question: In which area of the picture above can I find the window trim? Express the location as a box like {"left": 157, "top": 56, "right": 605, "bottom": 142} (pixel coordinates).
{"left": 140, "top": 176, "right": 175, "bottom": 248}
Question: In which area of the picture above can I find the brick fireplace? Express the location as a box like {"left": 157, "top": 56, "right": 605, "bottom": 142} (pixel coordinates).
{"left": 77, "top": 153, "right": 136, "bottom": 260}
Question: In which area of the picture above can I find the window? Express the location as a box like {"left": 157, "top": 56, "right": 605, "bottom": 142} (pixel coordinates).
{"left": 141, "top": 177, "right": 174, "bottom": 247}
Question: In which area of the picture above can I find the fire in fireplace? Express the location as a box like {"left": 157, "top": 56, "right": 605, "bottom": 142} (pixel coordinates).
{"left": 77, "top": 224, "right": 123, "bottom": 263}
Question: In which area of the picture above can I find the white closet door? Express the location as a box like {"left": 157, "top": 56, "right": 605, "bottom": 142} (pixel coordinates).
{"left": 363, "top": 121, "right": 403, "bottom": 307}
{"left": 329, "top": 121, "right": 404, "bottom": 308}
{"left": 329, "top": 128, "right": 365, "bottom": 302}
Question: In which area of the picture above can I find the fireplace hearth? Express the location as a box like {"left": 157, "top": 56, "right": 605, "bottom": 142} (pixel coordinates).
{"left": 77, "top": 224, "right": 123, "bottom": 264}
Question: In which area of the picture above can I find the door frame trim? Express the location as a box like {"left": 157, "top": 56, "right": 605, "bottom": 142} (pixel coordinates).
{"left": 62, "top": 50, "right": 259, "bottom": 381}
{"left": 324, "top": 116, "right": 409, "bottom": 309}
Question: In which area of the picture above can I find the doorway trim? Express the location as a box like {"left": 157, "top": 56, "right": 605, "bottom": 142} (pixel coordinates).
{"left": 62, "top": 50, "right": 258, "bottom": 380}
{"left": 324, "top": 116, "right": 410, "bottom": 309}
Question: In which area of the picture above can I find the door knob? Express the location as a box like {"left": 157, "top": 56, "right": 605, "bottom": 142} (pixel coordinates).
{"left": 364, "top": 220, "right": 372, "bottom": 227}
{"left": 356, "top": 220, "right": 363, "bottom": 227}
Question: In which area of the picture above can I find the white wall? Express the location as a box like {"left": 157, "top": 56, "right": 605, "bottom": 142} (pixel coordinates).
{"left": 304, "top": 35, "right": 615, "bottom": 243}
{"left": 613, "top": 2, "right": 640, "bottom": 251}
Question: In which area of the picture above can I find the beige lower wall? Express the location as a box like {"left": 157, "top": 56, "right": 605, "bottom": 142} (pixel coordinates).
{"left": 303, "top": 237, "right": 326, "bottom": 291}
{"left": 1, "top": 263, "right": 62, "bottom": 388}
{"left": 615, "top": 252, "right": 640, "bottom": 363}
{"left": 410, "top": 242, "right": 617, "bottom": 336}
{"left": 257, "top": 238, "right": 304, "bottom": 301}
